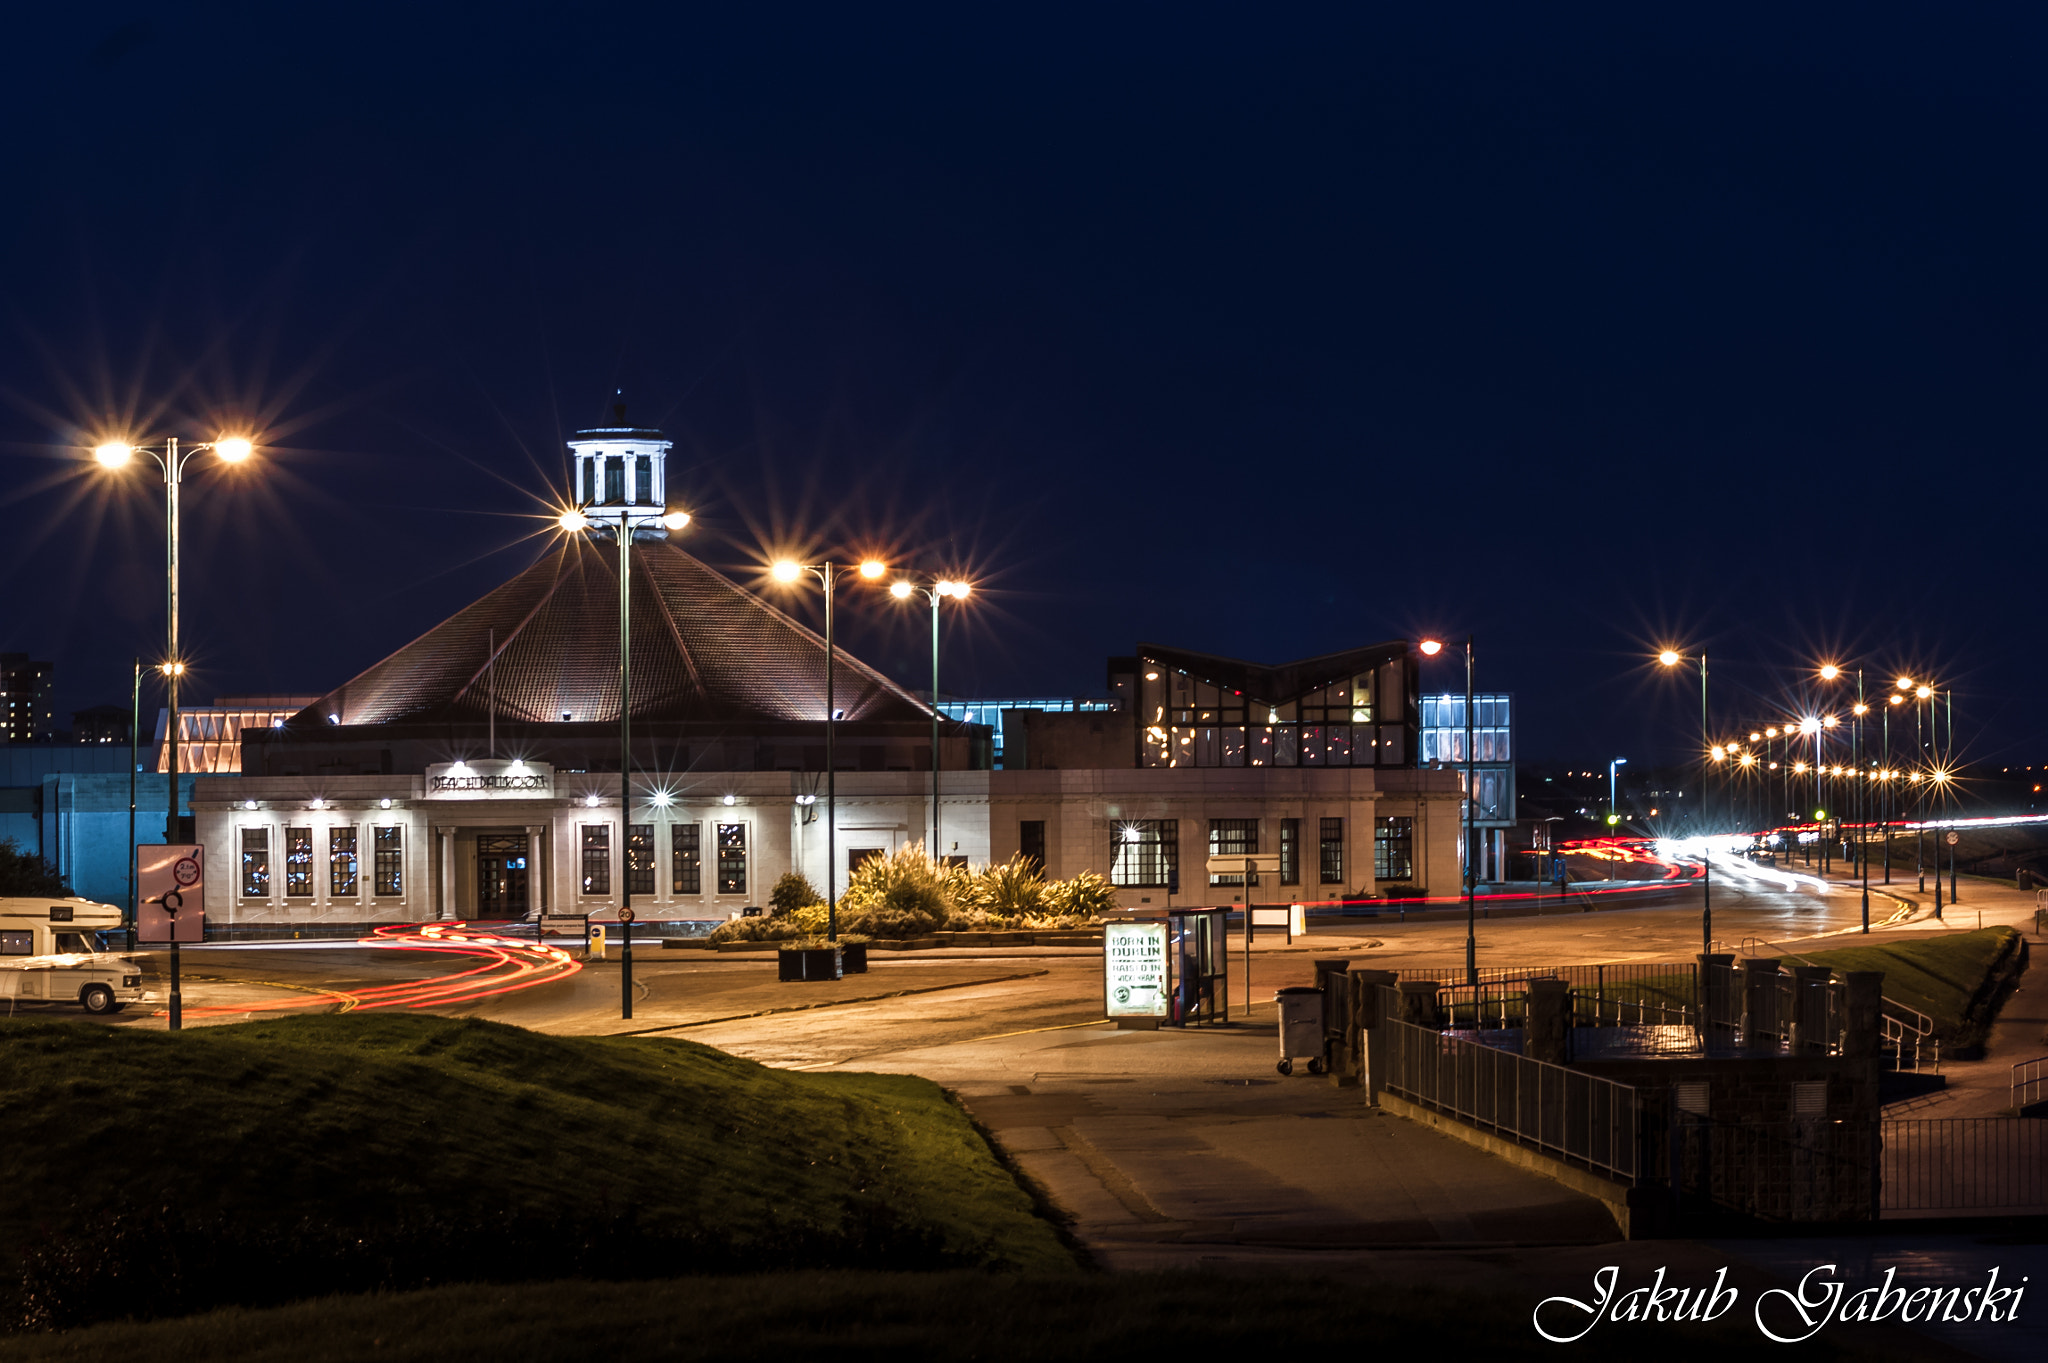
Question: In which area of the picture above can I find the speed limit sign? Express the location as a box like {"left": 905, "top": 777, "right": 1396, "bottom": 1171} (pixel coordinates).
{"left": 617, "top": 906, "right": 635, "bottom": 924}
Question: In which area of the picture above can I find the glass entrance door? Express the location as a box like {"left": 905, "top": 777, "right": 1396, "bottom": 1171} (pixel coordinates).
{"left": 476, "top": 833, "right": 531, "bottom": 918}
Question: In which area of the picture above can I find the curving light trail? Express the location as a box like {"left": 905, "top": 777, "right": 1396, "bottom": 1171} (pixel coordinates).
{"left": 182, "top": 922, "right": 583, "bottom": 1019}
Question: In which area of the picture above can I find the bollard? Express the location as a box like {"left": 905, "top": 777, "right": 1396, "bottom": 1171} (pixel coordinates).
{"left": 587, "top": 922, "right": 607, "bottom": 961}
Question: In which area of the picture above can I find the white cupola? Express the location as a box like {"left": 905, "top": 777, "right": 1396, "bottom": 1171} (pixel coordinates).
{"left": 566, "top": 394, "right": 679, "bottom": 538}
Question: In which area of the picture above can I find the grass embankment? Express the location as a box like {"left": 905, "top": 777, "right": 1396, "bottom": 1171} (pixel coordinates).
{"left": 0, "top": 1273, "right": 1927, "bottom": 1363}
{"left": 1799, "top": 926, "right": 2025, "bottom": 1050}
{"left": 0, "top": 1015, "right": 1072, "bottom": 1329}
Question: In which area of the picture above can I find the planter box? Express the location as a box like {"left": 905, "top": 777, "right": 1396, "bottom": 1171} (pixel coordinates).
{"left": 777, "top": 946, "right": 842, "bottom": 981}
{"left": 873, "top": 936, "right": 941, "bottom": 951}
{"left": 717, "top": 940, "right": 775, "bottom": 953}
{"left": 839, "top": 942, "right": 869, "bottom": 974}
{"left": 989, "top": 931, "right": 1035, "bottom": 947}
{"left": 946, "top": 932, "right": 992, "bottom": 948}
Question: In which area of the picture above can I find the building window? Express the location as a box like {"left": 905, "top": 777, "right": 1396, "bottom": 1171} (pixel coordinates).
{"left": 1209, "top": 818, "right": 1258, "bottom": 886}
{"left": 635, "top": 453, "right": 652, "bottom": 502}
{"left": 241, "top": 827, "right": 269, "bottom": 898}
{"left": 374, "top": 826, "right": 403, "bottom": 896}
{"left": 284, "top": 827, "right": 312, "bottom": 897}
{"left": 1019, "top": 820, "right": 1046, "bottom": 873}
{"left": 672, "top": 823, "right": 701, "bottom": 894}
{"left": 717, "top": 823, "right": 747, "bottom": 895}
{"left": 626, "top": 823, "right": 654, "bottom": 896}
{"left": 329, "top": 826, "right": 358, "bottom": 897}
{"left": 1110, "top": 819, "right": 1177, "bottom": 888}
{"left": 582, "top": 825, "right": 611, "bottom": 895}
{"left": 604, "top": 456, "right": 624, "bottom": 503}
{"left": 1374, "top": 816, "right": 1414, "bottom": 882}
{"left": 1278, "top": 818, "right": 1299, "bottom": 885}
{"left": 1319, "top": 817, "right": 1345, "bottom": 885}
{"left": 583, "top": 459, "right": 598, "bottom": 504}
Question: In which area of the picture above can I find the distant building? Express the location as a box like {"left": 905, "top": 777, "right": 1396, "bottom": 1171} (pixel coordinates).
{"left": 0, "top": 654, "right": 55, "bottom": 743}
{"left": 937, "top": 698, "right": 1114, "bottom": 769}
{"left": 152, "top": 697, "right": 322, "bottom": 774}
{"left": 71, "top": 704, "right": 134, "bottom": 746}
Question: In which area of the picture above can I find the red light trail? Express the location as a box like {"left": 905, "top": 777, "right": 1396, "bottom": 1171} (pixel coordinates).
{"left": 181, "top": 922, "right": 582, "bottom": 1020}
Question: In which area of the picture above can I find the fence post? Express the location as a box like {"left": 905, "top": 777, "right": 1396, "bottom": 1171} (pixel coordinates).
{"left": 1355, "top": 971, "right": 1396, "bottom": 1103}
{"left": 1397, "top": 980, "right": 1442, "bottom": 1029}
{"left": 1789, "top": 965, "right": 1831, "bottom": 1053}
{"left": 1526, "top": 978, "right": 1570, "bottom": 1066}
{"left": 1739, "top": 957, "right": 1782, "bottom": 1048}
{"left": 1697, "top": 953, "right": 1734, "bottom": 1049}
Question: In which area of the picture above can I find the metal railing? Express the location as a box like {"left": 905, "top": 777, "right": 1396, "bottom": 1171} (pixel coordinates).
{"left": 1654, "top": 1116, "right": 1877, "bottom": 1223}
{"left": 1881, "top": 1002, "right": 1941, "bottom": 1073}
{"left": 1882, "top": 1119, "right": 2048, "bottom": 1213}
{"left": 2012, "top": 1057, "right": 2048, "bottom": 1113}
{"left": 1378, "top": 989, "right": 1640, "bottom": 1181}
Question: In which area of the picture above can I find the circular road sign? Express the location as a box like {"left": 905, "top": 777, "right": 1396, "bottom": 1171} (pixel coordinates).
{"left": 172, "top": 856, "right": 202, "bottom": 887}
{"left": 617, "top": 906, "right": 635, "bottom": 924}
{"left": 1946, "top": 831, "right": 1960, "bottom": 846}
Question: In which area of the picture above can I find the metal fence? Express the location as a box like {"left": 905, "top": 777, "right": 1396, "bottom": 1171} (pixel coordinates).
{"left": 2013, "top": 1057, "right": 2048, "bottom": 1113}
{"left": 1377, "top": 988, "right": 1640, "bottom": 1180}
{"left": 1881, "top": 1002, "right": 1941, "bottom": 1073}
{"left": 1653, "top": 1117, "right": 1877, "bottom": 1223}
{"left": 1882, "top": 1119, "right": 2048, "bottom": 1213}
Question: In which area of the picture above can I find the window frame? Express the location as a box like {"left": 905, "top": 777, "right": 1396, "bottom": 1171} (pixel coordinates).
{"left": 626, "top": 823, "right": 655, "bottom": 897}
{"left": 581, "top": 824, "right": 612, "bottom": 896}
{"left": 716, "top": 822, "right": 747, "bottom": 896}
{"left": 1208, "top": 818, "right": 1258, "bottom": 887}
{"left": 1373, "top": 815, "right": 1415, "bottom": 883}
{"left": 671, "top": 822, "right": 701, "bottom": 895}
{"left": 241, "top": 826, "right": 270, "bottom": 899}
{"left": 1318, "top": 817, "right": 1344, "bottom": 886}
{"left": 1109, "top": 819, "right": 1177, "bottom": 889}
{"left": 328, "top": 825, "right": 359, "bottom": 898}
{"left": 374, "top": 826, "right": 403, "bottom": 897}
{"left": 284, "top": 826, "right": 313, "bottom": 898}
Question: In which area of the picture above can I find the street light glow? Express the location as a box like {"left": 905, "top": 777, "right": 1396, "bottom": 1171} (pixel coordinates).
{"left": 1915, "top": 685, "right": 1932, "bottom": 700}
{"left": 858, "top": 560, "right": 886, "bottom": 579}
{"left": 660, "top": 510, "right": 690, "bottom": 531}
{"left": 1819, "top": 664, "right": 1839, "bottom": 680}
{"left": 1823, "top": 715, "right": 1839, "bottom": 728}
{"left": 557, "top": 510, "right": 589, "bottom": 532}
{"left": 93, "top": 442, "right": 134, "bottom": 467}
{"left": 1657, "top": 650, "right": 1680, "bottom": 667}
{"left": 215, "top": 437, "right": 254, "bottom": 462}
{"left": 1800, "top": 716, "right": 1820, "bottom": 734}
{"left": 890, "top": 580, "right": 914, "bottom": 599}
{"left": 936, "top": 579, "right": 962, "bottom": 597}
{"left": 1419, "top": 639, "right": 1443, "bottom": 656}
{"left": 1896, "top": 676, "right": 1913, "bottom": 690}
{"left": 771, "top": 561, "right": 802, "bottom": 582}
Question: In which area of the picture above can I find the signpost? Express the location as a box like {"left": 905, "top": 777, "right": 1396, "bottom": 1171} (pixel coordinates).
{"left": 137, "top": 844, "right": 204, "bottom": 1031}
{"left": 1103, "top": 922, "right": 1168, "bottom": 1024}
{"left": 1206, "top": 852, "right": 1282, "bottom": 1011}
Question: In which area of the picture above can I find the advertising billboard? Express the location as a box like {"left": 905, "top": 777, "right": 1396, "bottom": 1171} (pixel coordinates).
{"left": 1103, "top": 921, "right": 1168, "bottom": 1018}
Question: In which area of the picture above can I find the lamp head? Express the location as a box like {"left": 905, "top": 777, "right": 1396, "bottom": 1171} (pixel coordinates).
{"left": 215, "top": 436, "right": 254, "bottom": 463}
{"left": 1819, "top": 664, "right": 1839, "bottom": 681}
{"left": 1823, "top": 715, "right": 1839, "bottom": 728}
{"left": 557, "top": 510, "right": 590, "bottom": 532}
{"left": 1657, "top": 649, "right": 1680, "bottom": 667}
{"left": 889, "top": 580, "right": 914, "bottom": 599}
{"left": 771, "top": 561, "right": 802, "bottom": 583}
{"left": 858, "top": 560, "right": 886, "bottom": 579}
{"left": 1888, "top": 694, "right": 1902, "bottom": 706}
{"left": 1916, "top": 685, "right": 1932, "bottom": 700}
{"left": 93, "top": 442, "right": 135, "bottom": 467}
{"left": 936, "top": 579, "right": 965, "bottom": 598}
{"left": 1800, "top": 716, "right": 1820, "bottom": 734}
{"left": 660, "top": 509, "right": 691, "bottom": 531}
{"left": 1896, "top": 676, "right": 1912, "bottom": 690}
{"left": 1419, "top": 639, "right": 1443, "bottom": 656}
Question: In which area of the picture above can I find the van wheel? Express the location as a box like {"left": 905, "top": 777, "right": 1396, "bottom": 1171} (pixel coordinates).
{"left": 80, "top": 985, "right": 115, "bottom": 1015}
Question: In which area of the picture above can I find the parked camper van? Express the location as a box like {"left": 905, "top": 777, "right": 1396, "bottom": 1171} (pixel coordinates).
{"left": 0, "top": 898, "right": 148, "bottom": 1014}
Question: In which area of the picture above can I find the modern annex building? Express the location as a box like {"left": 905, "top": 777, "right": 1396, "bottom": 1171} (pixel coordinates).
{"left": 188, "top": 418, "right": 1467, "bottom": 928}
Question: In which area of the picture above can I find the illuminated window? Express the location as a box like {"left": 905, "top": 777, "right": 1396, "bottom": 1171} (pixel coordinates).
{"left": 241, "top": 827, "right": 270, "bottom": 898}
{"left": 627, "top": 823, "right": 655, "bottom": 896}
{"left": 284, "top": 827, "right": 313, "bottom": 897}
{"left": 1209, "top": 818, "right": 1258, "bottom": 886}
{"left": 329, "top": 826, "right": 358, "bottom": 897}
{"left": 1110, "top": 820, "right": 1177, "bottom": 888}
{"left": 1374, "top": 816, "right": 1414, "bottom": 881}
{"left": 1279, "top": 818, "right": 1300, "bottom": 886}
{"left": 1319, "top": 817, "right": 1344, "bottom": 885}
{"left": 374, "top": 826, "right": 403, "bottom": 896}
{"left": 717, "top": 823, "right": 747, "bottom": 895}
{"left": 581, "top": 824, "right": 611, "bottom": 895}
{"left": 672, "top": 822, "right": 701, "bottom": 895}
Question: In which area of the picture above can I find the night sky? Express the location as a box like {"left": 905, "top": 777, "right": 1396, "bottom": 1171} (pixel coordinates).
{"left": 5, "top": 4, "right": 2045, "bottom": 768}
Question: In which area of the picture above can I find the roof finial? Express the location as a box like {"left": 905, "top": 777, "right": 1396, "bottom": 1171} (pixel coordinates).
{"left": 613, "top": 388, "right": 626, "bottom": 425}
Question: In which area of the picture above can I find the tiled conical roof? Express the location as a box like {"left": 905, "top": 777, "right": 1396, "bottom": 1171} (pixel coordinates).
{"left": 297, "top": 538, "right": 931, "bottom": 727}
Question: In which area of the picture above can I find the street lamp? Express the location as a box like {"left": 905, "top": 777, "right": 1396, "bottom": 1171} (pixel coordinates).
{"left": 1657, "top": 648, "right": 1712, "bottom": 954}
{"left": 557, "top": 501, "right": 691, "bottom": 1019}
{"left": 772, "top": 557, "right": 888, "bottom": 946}
{"left": 92, "top": 435, "right": 257, "bottom": 851}
{"left": 888, "top": 574, "right": 971, "bottom": 858}
{"left": 1609, "top": 757, "right": 1628, "bottom": 825}
{"left": 1421, "top": 636, "right": 1478, "bottom": 985}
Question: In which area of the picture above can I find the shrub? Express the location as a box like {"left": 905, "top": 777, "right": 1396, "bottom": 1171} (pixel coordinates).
{"left": 837, "top": 843, "right": 953, "bottom": 936}
{"left": 768, "top": 871, "right": 822, "bottom": 917}
{"left": 969, "top": 856, "right": 1047, "bottom": 917}
{"left": 706, "top": 903, "right": 828, "bottom": 943}
{"left": 1042, "top": 870, "right": 1118, "bottom": 920}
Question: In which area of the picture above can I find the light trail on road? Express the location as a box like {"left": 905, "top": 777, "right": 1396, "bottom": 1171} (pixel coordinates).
{"left": 181, "top": 922, "right": 583, "bottom": 1019}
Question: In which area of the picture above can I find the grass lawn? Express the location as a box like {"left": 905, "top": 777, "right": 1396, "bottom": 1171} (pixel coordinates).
{"left": 0, "top": 1015, "right": 1072, "bottom": 1326}
{"left": 0, "top": 1272, "right": 1929, "bottom": 1363}
{"left": 1795, "top": 927, "right": 2023, "bottom": 1045}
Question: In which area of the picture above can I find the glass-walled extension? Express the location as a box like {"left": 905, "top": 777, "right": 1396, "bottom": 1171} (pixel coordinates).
{"left": 939, "top": 698, "right": 1114, "bottom": 769}
{"left": 1419, "top": 693, "right": 1511, "bottom": 764}
{"left": 1132, "top": 652, "right": 1417, "bottom": 769}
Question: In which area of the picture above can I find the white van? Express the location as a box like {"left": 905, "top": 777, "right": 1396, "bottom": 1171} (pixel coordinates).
{"left": 0, "top": 898, "right": 149, "bottom": 1015}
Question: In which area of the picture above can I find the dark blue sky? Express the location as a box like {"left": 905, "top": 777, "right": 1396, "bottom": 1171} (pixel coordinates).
{"left": 4, "top": 3, "right": 2044, "bottom": 765}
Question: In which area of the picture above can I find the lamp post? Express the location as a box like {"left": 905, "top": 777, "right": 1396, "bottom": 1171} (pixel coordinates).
{"left": 1608, "top": 757, "right": 1628, "bottom": 826}
{"left": 558, "top": 502, "right": 690, "bottom": 1020}
{"left": 1658, "top": 649, "right": 1712, "bottom": 955}
{"left": 92, "top": 435, "right": 256, "bottom": 845}
{"left": 127, "top": 658, "right": 140, "bottom": 952}
{"left": 774, "top": 558, "right": 887, "bottom": 945}
{"left": 1854, "top": 682, "right": 1870, "bottom": 931}
{"left": 888, "top": 575, "right": 971, "bottom": 858}
{"left": 1463, "top": 637, "right": 1475, "bottom": 986}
